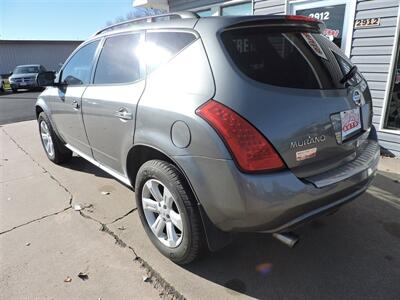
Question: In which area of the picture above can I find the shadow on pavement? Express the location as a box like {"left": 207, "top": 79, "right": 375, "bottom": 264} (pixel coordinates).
{"left": 185, "top": 172, "right": 400, "bottom": 299}
{"left": 62, "top": 156, "right": 113, "bottom": 180}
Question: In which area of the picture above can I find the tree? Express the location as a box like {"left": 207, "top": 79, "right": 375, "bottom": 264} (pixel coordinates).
{"left": 106, "top": 7, "right": 166, "bottom": 26}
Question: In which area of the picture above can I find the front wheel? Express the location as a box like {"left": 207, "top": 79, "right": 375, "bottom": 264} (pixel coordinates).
{"left": 38, "top": 112, "right": 72, "bottom": 164}
{"left": 135, "top": 160, "right": 206, "bottom": 264}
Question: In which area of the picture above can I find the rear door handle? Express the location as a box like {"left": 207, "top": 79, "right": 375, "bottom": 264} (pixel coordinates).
{"left": 72, "top": 100, "right": 80, "bottom": 109}
{"left": 114, "top": 107, "right": 133, "bottom": 120}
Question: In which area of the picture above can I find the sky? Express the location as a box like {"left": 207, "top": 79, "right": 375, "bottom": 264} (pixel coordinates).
{"left": 0, "top": 0, "right": 143, "bottom": 41}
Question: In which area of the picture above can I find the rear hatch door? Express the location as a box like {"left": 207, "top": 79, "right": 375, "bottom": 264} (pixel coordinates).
{"left": 208, "top": 18, "right": 372, "bottom": 178}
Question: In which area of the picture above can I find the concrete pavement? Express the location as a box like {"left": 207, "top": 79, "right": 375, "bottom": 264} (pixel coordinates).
{"left": 0, "top": 123, "right": 161, "bottom": 299}
{"left": 1, "top": 120, "right": 400, "bottom": 299}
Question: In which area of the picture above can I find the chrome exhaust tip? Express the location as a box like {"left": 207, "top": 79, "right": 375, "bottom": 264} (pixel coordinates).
{"left": 273, "top": 232, "right": 299, "bottom": 248}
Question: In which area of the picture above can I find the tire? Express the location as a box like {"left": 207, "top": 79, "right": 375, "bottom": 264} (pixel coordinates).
{"left": 12, "top": 87, "right": 17, "bottom": 93}
{"left": 135, "top": 160, "right": 206, "bottom": 264}
{"left": 37, "top": 112, "right": 72, "bottom": 164}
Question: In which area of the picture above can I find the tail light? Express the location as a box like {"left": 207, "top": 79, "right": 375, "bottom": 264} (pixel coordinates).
{"left": 196, "top": 100, "right": 285, "bottom": 172}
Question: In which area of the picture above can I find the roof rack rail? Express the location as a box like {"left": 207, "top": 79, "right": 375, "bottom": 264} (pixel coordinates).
{"left": 94, "top": 11, "right": 199, "bottom": 36}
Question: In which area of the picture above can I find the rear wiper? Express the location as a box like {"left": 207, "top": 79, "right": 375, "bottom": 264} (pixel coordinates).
{"left": 340, "top": 65, "right": 358, "bottom": 84}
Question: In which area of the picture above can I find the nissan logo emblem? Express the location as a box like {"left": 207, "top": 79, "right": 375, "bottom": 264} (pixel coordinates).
{"left": 353, "top": 90, "right": 362, "bottom": 106}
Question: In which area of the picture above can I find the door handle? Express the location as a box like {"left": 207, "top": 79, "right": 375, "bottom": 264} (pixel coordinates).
{"left": 72, "top": 100, "right": 80, "bottom": 109}
{"left": 114, "top": 107, "right": 133, "bottom": 120}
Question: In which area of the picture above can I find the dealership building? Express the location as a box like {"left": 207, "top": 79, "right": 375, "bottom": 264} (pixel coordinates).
{"left": 0, "top": 40, "right": 82, "bottom": 75}
{"left": 134, "top": 0, "right": 400, "bottom": 156}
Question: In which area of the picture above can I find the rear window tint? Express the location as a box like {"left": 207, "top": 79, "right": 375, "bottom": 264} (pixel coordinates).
{"left": 333, "top": 51, "right": 363, "bottom": 86}
{"left": 221, "top": 28, "right": 346, "bottom": 89}
{"left": 145, "top": 31, "right": 197, "bottom": 73}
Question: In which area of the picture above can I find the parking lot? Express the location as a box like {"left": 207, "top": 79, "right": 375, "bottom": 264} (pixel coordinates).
{"left": 0, "top": 90, "right": 41, "bottom": 125}
{"left": 0, "top": 92, "right": 399, "bottom": 299}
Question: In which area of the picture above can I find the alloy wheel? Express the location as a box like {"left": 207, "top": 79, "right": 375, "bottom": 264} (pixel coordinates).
{"left": 40, "top": 120, "right": 54, "bottom": 157}
{"left": 141, "top": 179, "right": 183, "bottom": 248}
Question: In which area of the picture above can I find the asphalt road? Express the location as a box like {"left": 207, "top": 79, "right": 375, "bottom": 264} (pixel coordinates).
{"left": 1, "top": 120, "right": 400, "bottom": 299}
{"left": 0, "top": 90, "right": 41, "bottom": 125}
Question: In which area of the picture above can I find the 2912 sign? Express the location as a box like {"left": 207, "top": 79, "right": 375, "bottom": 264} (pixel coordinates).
{"left": 308, "top": 11, "right": 330, "bottom": 21}
{"left": 355, "top": 18, "right": 380, "bottom": 28}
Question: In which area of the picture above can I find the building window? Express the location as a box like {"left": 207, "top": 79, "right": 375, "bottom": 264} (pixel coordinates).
{"left": 289, "top": 0, "right": 353, "bottom": 57}
{"left": 221, "top": 2, "right": 252, "bottom": 16}
{"left": 295, "top": 4, "right": 346, "bottom": 49}
{"left": 384, "top": 47, "right": 400, "bottom": 130}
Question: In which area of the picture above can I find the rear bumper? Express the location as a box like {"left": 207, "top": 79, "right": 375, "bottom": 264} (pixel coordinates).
{"left": 173, "top": 138, "right": 379, "bottom": 232}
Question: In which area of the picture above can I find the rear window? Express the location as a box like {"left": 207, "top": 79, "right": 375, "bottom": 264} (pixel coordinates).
{"left": 333, "top": 51, "right": 363, "bottom": 86}
{"left": 221, "top": 28, "right": 347, "bottom": 89}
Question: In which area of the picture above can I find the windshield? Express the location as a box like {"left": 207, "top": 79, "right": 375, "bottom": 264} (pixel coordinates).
{"left": 221, "top": 28, "right": 349, "bottom": 89}
{"left": 14, "top": 66, "right": 40, "bottom": 74}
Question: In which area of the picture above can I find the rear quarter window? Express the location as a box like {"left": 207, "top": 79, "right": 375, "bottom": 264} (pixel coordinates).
{"left": 144, "top": 31, "right": 197, "bottom": 73}
{"left": 221, "top": 28, "right": 347, "bottom": 89}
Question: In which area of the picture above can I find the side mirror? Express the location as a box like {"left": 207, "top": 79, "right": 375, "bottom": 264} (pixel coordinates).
{"left": 36, "top": 71, "right": 56, "bottom": 87}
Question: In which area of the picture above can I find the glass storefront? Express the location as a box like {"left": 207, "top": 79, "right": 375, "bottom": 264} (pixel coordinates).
{"left": 221, "top": 2, "right": 252, "bottom": 16}
{"left": 296, "top": 4, "right": 346, "bottom": 48}
{"left": 385, "top": 47, "right": 400, "bottom": 130}
{"left": 289, "top": 0, "right": 352, "bottom": 56}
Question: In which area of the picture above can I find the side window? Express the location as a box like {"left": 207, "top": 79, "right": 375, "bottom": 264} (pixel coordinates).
{"left": 61, "top": 40, "right": 99, "bottom": 85}
{"left": 94, "top": 34, "right": 142, "bottom": 84}
{"left": 144, "top": 31, "right": 197, "bottom": 73}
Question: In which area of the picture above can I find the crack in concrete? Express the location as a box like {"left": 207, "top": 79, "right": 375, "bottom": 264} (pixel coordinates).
{"left": 2, "top": 128, "right": 74, "bottom": 206}
{"left": 108, "top": 208, "right": 137, "bottom": 225}
{"left": 100, "top": 223, "right": 128, "bottom": 248}
{"left": 1, "top": 128, "right": 74, "bottom": 234}
{"left": 134, "top": 256, "right": 185, "bottom": 300}
{"left": 2, "top": 128, "right": 185, "bottom": 299}
{"left": 0, "top": 206, "right": 72, "bottom": 235}
{"left": 79, "top": 209, "right": 185, "bottom": 299}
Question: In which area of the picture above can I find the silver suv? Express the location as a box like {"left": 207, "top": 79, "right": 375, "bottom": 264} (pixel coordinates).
{"left": 10, "top": 64, "right": 46, "bottom": 92}
{"left": 36, "top": 13, "right": 379, "bottom": 264}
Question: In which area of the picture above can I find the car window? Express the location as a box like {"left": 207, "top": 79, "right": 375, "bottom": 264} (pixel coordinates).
{"left": 94, "top": 34, "right": 142, "bottom": 84}
{"left": 14, "top": 66, "right": 40, "bottom": 74}
{"left": 221, "top": 28, "right": 346, "bottom": 89}
{"left": 144, "top": 31, "right": 197, "bottom": 73}
{"left": 61, "top": 40, "right": 99, "bottom": 85}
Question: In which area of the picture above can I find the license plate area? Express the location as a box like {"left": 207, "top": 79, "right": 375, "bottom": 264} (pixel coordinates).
{"left": 331, "top": 107, "right": 363, "bottom": 144}
{"left": 340, "top": 108, "right": 362, "bottom": 141}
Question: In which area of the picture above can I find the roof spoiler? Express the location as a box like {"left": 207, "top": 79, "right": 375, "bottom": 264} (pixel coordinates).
{"left": 224, "top": 15, "right": 326, "bottom": 33}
